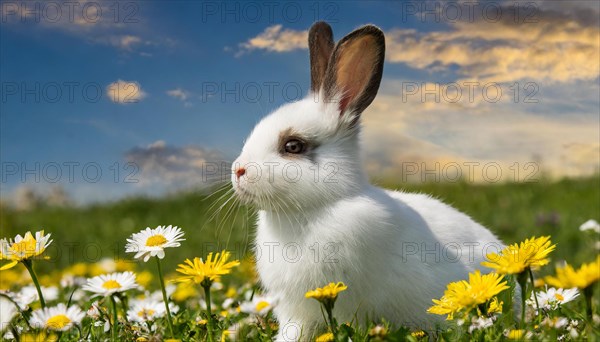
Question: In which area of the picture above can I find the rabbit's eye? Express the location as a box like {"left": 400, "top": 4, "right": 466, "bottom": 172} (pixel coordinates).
{"left": 284, "top": 139, "right": 306, "bottom": 154}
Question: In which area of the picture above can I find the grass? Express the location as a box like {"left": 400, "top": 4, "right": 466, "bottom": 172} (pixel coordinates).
{"left": 2, "top": 176, "right": 598, "bottom": 273}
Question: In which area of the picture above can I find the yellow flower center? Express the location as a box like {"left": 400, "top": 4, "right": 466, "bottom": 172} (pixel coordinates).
{"left": 255, "top": 301, "right": 270, "bottom": 312}
{"left": 46, "top": 314, "right": 71, "bottom": 329}
{"left": 10, "top": 237, "right": 37, "bottom": 258}
{"left": 554, "top": 293, "right": 564, "bottom": 301}
{"left": 137, "top": 309, "right": 156, "bottom": 317}
{"left": 146, "top": 234, "right": 167, "bottom": 247}
{"left": 102, "top": 280, "right": 122, "bottom": 289}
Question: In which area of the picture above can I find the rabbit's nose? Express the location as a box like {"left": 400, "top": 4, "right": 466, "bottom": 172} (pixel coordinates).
{"left": 235, "top": 167, "right": 246, "bottom": 179}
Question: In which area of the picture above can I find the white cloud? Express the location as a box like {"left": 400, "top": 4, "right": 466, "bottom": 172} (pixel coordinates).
{"left": 166, "top": 88, "right": 190, "bottom": 101}
{"left": 361, "top": 80, "right": 600, "bottom": 181}
{"left": 237, "top": 25, "right": 308, "bottom": 56}
{"left": 1, "top": 0, "right": 167, "bottom": 52}
{"left": 106, "top": 80, "right": 147, "bottom": 104}
{"left": 110, "top": 35, "right": 142, "bottom": 51}
{"left": 124, "top": 141, "right": 228, "bottom": 190}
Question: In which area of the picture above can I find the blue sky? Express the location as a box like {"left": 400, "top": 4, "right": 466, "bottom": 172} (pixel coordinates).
{"left": 1, "top": 0, "right": 599, "bottom": 204}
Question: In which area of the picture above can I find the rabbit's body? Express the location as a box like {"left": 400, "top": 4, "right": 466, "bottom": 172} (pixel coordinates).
{"left": 231, "top": 22, "right": 505, "bottom": 340}
{"left": 255, "top": 185, "right": 501, "bottom": 339}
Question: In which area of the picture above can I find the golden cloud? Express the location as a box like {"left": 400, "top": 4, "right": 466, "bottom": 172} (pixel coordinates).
{"left": 106, "top": 80, "right": 147, "bottom": 104}
{"left": 386, "top": 6, "right": 600, "bottom": 83}
{"left": 237, "top": 25, "right": 308, "bottom": 56}
{"left": 361, "top": 81, "right": 600, "bottom": 182}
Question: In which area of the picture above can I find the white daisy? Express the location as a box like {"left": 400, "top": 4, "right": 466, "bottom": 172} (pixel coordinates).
{"left": 527, "top": 287, "right": 579, "bottom": 311}
{"left": 82, "top": 271, "right": 138, "bottom": 296}
{"left": 127, "top": 298, "right": 178, "bottom": 323}
{"left": 0, "top": 230, "right": 52, "bottom": 270}
{"left": 9, "top": 285, "right": 58, "bottom": 310}
{"left": 239, "top": 295, "right": 277, "bottom": 316}
{"left": 97, "top": 258, "right": 118, "bottom": 273}
{"left": 125, "top": 225, "right": 185, "bottom": 262}
{"left": 542, "top": 316, "right": 569, "bottom": 329}
{"left": 8, "top": 289, "right": 36, "bottom": 310}
{"left": 567, "top": 320, "right": 580, "bottom": 338}
{"left": 579, "top": 219, "right": 600, "bottom": 233}
{"left": 1, "top": 296, "right": 18, "bottom": 332}
{"left": 30, "top": 303, "right": 84, "bottom": 331}
{"left": 149, "top": 284, "right": 176, "bottom": 301}
{"left": 20, "top": 285, "right": 59, "bottom": 303}
{"left": 86, "top": 301, "right": 102, "bottom": 319}
{"left": 222, "top": 297, "right": 235, "bottom": 309}
{"left": 468, "top": 316, "right": 494, "bottom": 333}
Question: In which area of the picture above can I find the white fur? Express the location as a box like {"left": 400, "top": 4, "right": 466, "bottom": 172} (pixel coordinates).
{"left": 231, "top": 96, "right": 504, "bottom": 341}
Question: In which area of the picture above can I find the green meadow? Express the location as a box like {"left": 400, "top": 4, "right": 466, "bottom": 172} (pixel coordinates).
{"left": 2, "top": 176, "right": 598, "bottom": 276}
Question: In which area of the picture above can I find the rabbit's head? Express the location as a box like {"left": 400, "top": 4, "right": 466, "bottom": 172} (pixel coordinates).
{"left": 232, "top": 22, "right": 385, "bottom": 211}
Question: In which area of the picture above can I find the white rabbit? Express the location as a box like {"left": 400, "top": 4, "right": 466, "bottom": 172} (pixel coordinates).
{"left": 231, "top": 22, "right": 504, "bottom": 341}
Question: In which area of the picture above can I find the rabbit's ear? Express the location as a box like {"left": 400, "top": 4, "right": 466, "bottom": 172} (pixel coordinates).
{"left": 323, "top": 25, "right": 385, "bottom": 117}
{"left": 309, "top": 22, "right": 335, "bottom": 92}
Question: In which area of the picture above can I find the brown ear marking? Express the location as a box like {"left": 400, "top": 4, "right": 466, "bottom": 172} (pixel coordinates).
{"left": 323, "top": 24, "right": 385, "bottom": 116}
{"left": 308, "top": 21, "right": 335, "bottom": 92}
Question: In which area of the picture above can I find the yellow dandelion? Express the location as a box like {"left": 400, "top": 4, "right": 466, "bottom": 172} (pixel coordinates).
{"left": 175, "top": 250, "right": 240, "bottom": 285}
{"left": 225, "top": 287, "right": 237, "bottom": 298}
{"left": 507, "top": 329, "right": 525, "bottom": 339}
{"left": 172, "top": 282, "right": 198, "bottom": 302}
{"left": 305, "top": 282, "right": 348, "bottom": 302}
{"left": 487, "top": 297, "right": 503, "bottom": 314}
{"left": 481, "top": 236, "right": 556, "bottom": 274}
{"left": 238, "top": 255, "right": 259, "bottom": 284}
{"left": 411, "top": 330, "right": 426, "bottom": 338}
{"left": 428, "top": 270, "right": 508, "bottom": 319}
{"left": 533, "top": 278, "right": 545, "bottom": 288}
{"left": 428, "top": 291, "right": 459, "bottom": 319}
{"left": 20, "top": 332, "right": 58, "bottom": 342}
{"left": 115, "top": 259, "right": 136, "bottom": 272}
{"left": 136, "top": 270, "right": 154, "bottom": 289}
{"left": 0, "top": 269, "right": 22, "bottom": 289}
{"left": 315, "top": 332, "right": 334, "bottom": 342}
{"left": 64, "top": 263, "right": 88, "bottom": 277}
{"left": 544, "top": 255, "right": 600, "bottom": 290}
{"left": 0, "top": 231, "right": 52, "bottom": 270}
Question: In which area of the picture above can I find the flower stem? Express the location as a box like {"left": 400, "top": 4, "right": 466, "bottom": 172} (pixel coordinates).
{"left": 110, "top": 295, "right": 118, "bottom": 342}
{"left": 22, "top": 259, "right": 45, "bottom": 308}
{"left": 155, "top": 257, "right": 175, "bottom": 338}
{"left": 584, "top": 286, "right": 593, "bottom": 321}
{"left": 527, "top": 268, "right": 540, "bottom": 317}
{"left": 517, "top": 272, "right": 528, "bottom": 328}
{"left": 264, "top": 312, "right": 273, "bottom": 337}
{"left": 203, "top": 282, "right": 215, "bottom": 342}
{"left": 325, "top": 304, "right": 338, "bottom": 337}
